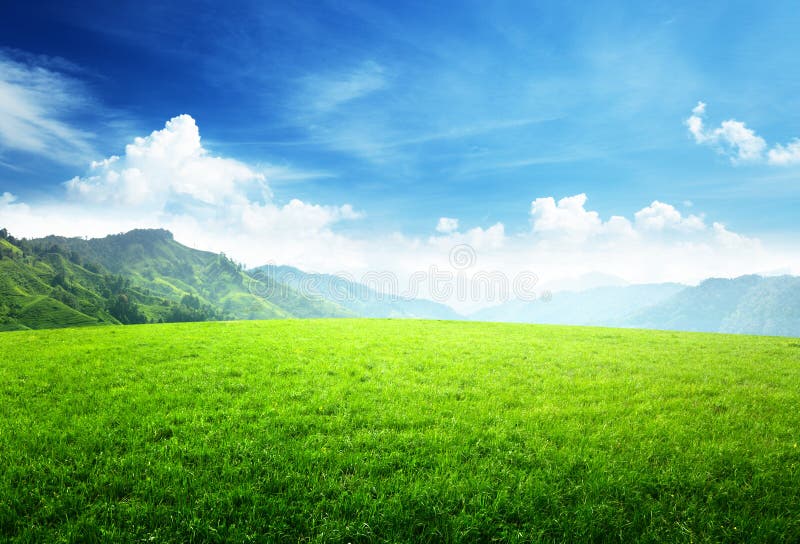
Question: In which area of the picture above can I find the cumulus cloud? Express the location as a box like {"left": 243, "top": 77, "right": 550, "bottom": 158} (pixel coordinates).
{"left": 531, "top": 194, "right": 601, "bottom": 236}
{"left": 0, "top": 114, "right": 364, "bottom": 270}
{"left": 634, "top": 201, "right": 705, "bottom": 232}
{"left": 686, "top": 101, "right": 766, "bottom": 162}
{"left": 712, "top": 222, "right": 759, "bottom": 250}
{"left": 463, "top": 223, "right": 506, "bottom": 249}
{"left": 686, "top": 101, "right": 800, "bottom": 165}
{"left": 436, "top": 217, "right": 459, "bottom": 233}
{"left": 0, "top": 110, "right": 794, "bottom": 308}
{"left": 64, "top": 114, "right": 267, "bottom": 207}
{"left": 528, "top": 193, "right": 757, "bottom": 250}
{"left": 428, "top": 222, "right": 506, "bottom": 252}
{"left": 0, "top": 51, "right": 96, "bottom": 162}
{"left": 530, "top": 193, "right": 634, "bottom": 242}
{"left": 767, "top": 139, "right": 800, "bottom": 165}
{"left": 397, "top": 192, "right": 786, "bottom": 310}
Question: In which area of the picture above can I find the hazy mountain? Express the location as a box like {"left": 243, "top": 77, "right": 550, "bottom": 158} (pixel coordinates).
{"left": 627, "top": 275, "right": 800, "bottom": 336}
{"left": 471, "top": 283, "right": 685, "bottom": 326}
{"left": 252, "top": 264, "right": 462, "bottom": 320}
{"left": 472, "top": 276, "right": 800, "bottom": 336}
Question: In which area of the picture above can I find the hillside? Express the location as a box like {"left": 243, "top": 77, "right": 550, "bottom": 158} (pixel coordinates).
{"left": 627, "top": 275, "right": 800, "bottom": 336}
{"left": 253, "top": 264, "right": 462, "bottom": 320}
{"left": 25, "top": 229, "right": 353, "bottom": 321}
{"left": 0, "top": 229, "right": 196, "bottom": 330}
{"left": 1, "top": 320, "right": 799, "bottom": 541}
{"left": 471, "top": 276, "right": 800, "bottom": 337}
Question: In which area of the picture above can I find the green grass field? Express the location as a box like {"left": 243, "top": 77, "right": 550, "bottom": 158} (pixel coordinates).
{"left": 1, "top": 320, "right": 799, "bottom": 542}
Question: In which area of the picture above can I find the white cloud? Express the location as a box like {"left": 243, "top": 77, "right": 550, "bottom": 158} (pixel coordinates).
{"left": 428, "top": 222, "right": 506, "bottom": 252}
{"left": 4, "top": 185, "right": 796, "bottom": 310}
{"left": 634, "top": 201, "right": 705, "bottom": 232}
{"left": 530, "top": 193, "right": 636, "bottom": 242}
{"left": 0, "top": 115, "right": 364, "bottom": 271}
{"left": 464, "top": 223, "right": 506, "bottom": 249}
{"left": 531, "top": 194, "right": 603, "bottom": 240}
{"left": 517, "top": 193, "right": 779, "bottom": 289}
{"left": 686, "top": 102, "right": 766, "bottom": 163}
{"left": 767, "top": 139, "right": 800, "bottom": 165}
{"left": 436, "top": 217, "right": 459, "bottom": 233}
{"left": 528, "top": 194, "right": 752, "bottom": 251}
{"left": 686, "top": 101, "right": 800, "bottom": 165}
{"left": 604, "top": 215, "right": 637, "bottom": 238}
{"left": 0, "top": 51, "right": 95, "bottom": 163}
{"left": 0, "top": 110, "right": 795, "bottom": 310}
{"left": 712, "top": 222, "right": 757, "bottom": 250}
{"left": 65, "top": 114, "right": 267, "bottom": 207}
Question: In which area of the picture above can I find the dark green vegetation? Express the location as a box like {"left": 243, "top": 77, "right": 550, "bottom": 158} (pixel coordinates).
{"left": 1, "top": 320, "right": 799, "bottom": 542}
{"left": 0, "top": 228, "right": 351, "bottom": 330}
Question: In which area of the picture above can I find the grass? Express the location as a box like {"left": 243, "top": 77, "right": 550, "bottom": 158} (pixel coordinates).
{"left": 15, "top": 296, "right": 100, "bottom": 329}
{"left": 1, "top": 319, "right": 799, "bottom": 542}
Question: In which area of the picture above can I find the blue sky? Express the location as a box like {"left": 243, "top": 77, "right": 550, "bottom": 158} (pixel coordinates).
{"left": 1, "top": 0, "right": 800, "bottom": 298}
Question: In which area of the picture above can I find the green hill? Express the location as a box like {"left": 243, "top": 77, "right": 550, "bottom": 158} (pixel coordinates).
{"left": 19, "top": 229, "right": 353, "bottom": 323}
{"left": 1, "top": 320, "right": 799, "bottom": 541}
{"left": 0, "top": 228, "right": 352, "bottom": 329}
{"left": 0, "top": 235, "right": 121, "bottom": 330}
{"left": 627, "top": 275, "right": 800, "bottom": 336}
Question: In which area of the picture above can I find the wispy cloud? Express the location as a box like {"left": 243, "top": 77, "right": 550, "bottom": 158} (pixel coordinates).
{"left": 0, "top": 50, "right": 97, "bottom": 164}
{"left": 374, "top": 117, "right": 559, "bottom": 150}
{"left": 302, "top": 61, "right": 387, "bottom": 113}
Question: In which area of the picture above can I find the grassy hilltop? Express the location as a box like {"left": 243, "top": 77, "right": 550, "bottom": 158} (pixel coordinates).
{"left": 0, "top": 228, "right": 352, "bottom": 331}
{"left": 1, "top": 319, "right": 799, "bottom": 542}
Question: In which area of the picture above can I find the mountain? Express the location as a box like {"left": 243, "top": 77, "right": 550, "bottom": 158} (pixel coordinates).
{"left": 23, "top": 229, "right": 353, "bottom": 321}
{"left": 2, "top": 227, "right": 463, "bottom": 331}
{"left": 1, "top": 228, "right": 215, "bottom": 330}
{"left": 471, "top": 283, "right": 685, "bottom": 326}
{"left": 5, "top": 227, "right": 800, "bottom": 336}
{"left": 474, "top": 275, "right": 800, "bottom": 337}
{"left": 627, "top": 275, "right": 800, "bottom": 336}
{"left": 252, "top": 264, "right": 462, "bottom": 320}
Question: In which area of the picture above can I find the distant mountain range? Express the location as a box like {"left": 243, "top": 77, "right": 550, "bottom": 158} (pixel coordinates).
{"left": 627, "top": 275, "right": 800, "bottom": 337}
{"left": 472, "top": 275, "right": 800, "bottom": 337}
{"left": 0, "top": 228, "right": 450, "bottom": 330}
{"left": 253, "top": 264, "right": 460, "bottom": 320}
{"left": 2, "top": 227, "right": 799, "bottom": 336}
{"left": 471, "top": 283, "right": 686, "bottom": 326}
